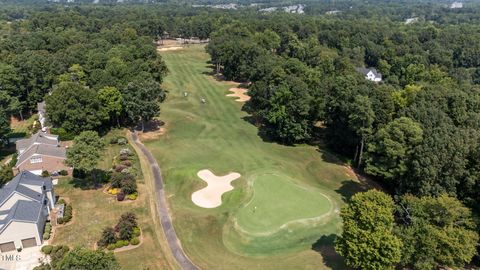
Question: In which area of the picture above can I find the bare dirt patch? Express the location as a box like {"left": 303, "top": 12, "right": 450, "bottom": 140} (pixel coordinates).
{"left": 137, "top": 119, "right": 166, "bottom": 142}
{"left": 191, "top": 169, "right": 241, "bottom": 208}
{"left": 157, "top": 46, "right": 183, "bottom": 52}
{"left": 227, "top": 88, "right": 250, "bottom": 102}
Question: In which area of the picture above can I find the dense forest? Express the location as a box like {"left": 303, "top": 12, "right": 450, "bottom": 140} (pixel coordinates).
{"left": 0, "top": 2, "right": 479, "bottom": 269}
{"left": 204, "top": 3, "right": 480, "bottom": 269}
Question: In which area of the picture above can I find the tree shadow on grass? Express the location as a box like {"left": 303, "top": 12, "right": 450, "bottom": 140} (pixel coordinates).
{"left": 312, "top": 234, "right": 352, "bottom": 270}
{"left": 335, "top": 180, "right": 369, "bottom": 203}
{"left": 71, "top": 169, "right": 109, "bottom": 190}
{"left": 316, "top": 148, "right": 348, "bottom": 166}
{"left": 241, "top": 115, "right": 282, "bottom": 144}
{"left": 71, "top": 177, "right": 99, "bottom": 190}
{"left": 134, "top": 119, "right": 165, "bottom": 132}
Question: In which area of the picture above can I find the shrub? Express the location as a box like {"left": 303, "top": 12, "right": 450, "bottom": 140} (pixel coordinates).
{"left": 118, "top": 212, "right": 137, "bottom": 227}
{"left": 110, "top": 172, "right": 136, "bottom": 195}
{"left": 61, "top": 204, "right": 73, "bottom": 224}
{"left": 116, "top": 212, "right": 137, "bottom": 240}
{"left": 50, "top": 127, "right": 75, "bottom": 141}
{"left": 97, "top": 227, "right": 117, "bottom": 248}
{"left": 109, "top": 137, "right": 118, "bottom": 144}
{"left": 115, "top": 165, "right": 126, "bottom": 172}
{"left": 57, "top": 217, "right": 64, "bottom": 224}
{"left": 57, "top": 199, "right": 66, "bottom": 205}
{"left": 121, "top": 160, "right": 132, "bottom": 167}
{"left": 121, "top": 180, "right": 137, "bottom": 195}
{"left": 107, "top": 244, "right": 116, "bottom": 250}
{"left": 117, "top": 137, "right": 127, "bottom": 145}
{"left": 41, "top": 245, "right": 53, "bottom": 254}
{"left": 119, "top": 148, "right": 132, "bottom": 156}
{"left": 43, "top": 222, "right": 52, "bottom": 239}
{"left": 58, "top": 170, "right": 68, "bottom": 176}
{"left": 41, "top": 170, "right": 50, "bottom": 177}
{"left": 130, "top": 237, "right": 140, "bottom": 245}
{"left": 72, "top": 168, "right": 86, "bottom": 179}
{"left": 132, "top": 227, "right": 141, "bottom": 237}
{"left": 108, "top": 188, "right": 120, "bottom": 195}
{"left": 114, "top": 240, "right": 129, "bottom": 248}
{"left": 127, "top": 193, "right": 138, "bottom": 200}
{"left": 116, "top": 192, "right": 125, "bottom": 201}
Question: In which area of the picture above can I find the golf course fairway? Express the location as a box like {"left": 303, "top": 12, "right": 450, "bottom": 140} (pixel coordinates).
{"left": 146, "top": 45, "right": 364, "bottom": 269}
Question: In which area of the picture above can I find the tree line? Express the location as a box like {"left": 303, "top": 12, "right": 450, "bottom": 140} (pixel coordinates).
{"left": 205, "top": 6, "right": 480, "bottom": 269}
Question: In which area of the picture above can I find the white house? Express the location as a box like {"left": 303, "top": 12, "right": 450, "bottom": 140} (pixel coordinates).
{"left": 405, "top": 17, "right": 419, "bottom": 24}
{"left": 37, "top": 102, "right": 47, "bottom": 132}
{"left": 450, "top": 2, "right": 463, "bottom": 8}
{"left": 0, "top": 171, "right": 55, "bottom": 252}
{"left": 356, "top": 67, "right": 382, "bottom": 82}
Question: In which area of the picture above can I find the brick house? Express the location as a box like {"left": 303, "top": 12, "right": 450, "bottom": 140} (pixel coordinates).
{"left": 13, "top": 132, "right": 72, "bottom": 176}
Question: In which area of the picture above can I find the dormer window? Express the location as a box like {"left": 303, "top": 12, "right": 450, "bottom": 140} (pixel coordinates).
{"left": 30, "top": 157, "right": 42, "bottom": 164}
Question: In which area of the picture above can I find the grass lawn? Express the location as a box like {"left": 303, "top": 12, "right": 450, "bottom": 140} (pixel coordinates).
{"left": 9, "top": 114, "right": 37, "bottom": 137}
{"left": 142, "top": 45, "right": 366, "bottom": 269}
{"left": 51, "top": 130, "right": 175, "bottom": 270}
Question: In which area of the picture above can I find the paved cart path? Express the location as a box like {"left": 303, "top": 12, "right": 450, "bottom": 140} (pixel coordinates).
{"left": 131, "top": 131, "right": 199, "bottom": 270}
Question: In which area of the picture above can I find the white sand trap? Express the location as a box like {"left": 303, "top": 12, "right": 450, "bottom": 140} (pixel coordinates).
{"left": 191, "top": 169, "right": 241, "bottom": 208}
{"left": 157, "top": 46, "right": 183, "bottom": 52}
{"left": 227, "top": 88, "right": 250, "bottom": 102}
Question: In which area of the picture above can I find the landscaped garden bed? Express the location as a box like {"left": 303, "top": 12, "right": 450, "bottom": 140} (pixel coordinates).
{"left": 97, "top": 212, "right": 142, "bottom": 251}
{"left": 104, "top": 138, "right": 140, "bottom": 201}
{"left": 56, "top": 199, "right": 73, "bottom": 225}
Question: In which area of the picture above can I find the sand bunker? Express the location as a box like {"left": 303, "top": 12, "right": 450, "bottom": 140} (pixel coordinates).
{"left": 227, "top": 88, "right": 250, "bottom": 102}
{"left": 157, "top": 46, "right": 183, "bottom": 52}
{"left": 191, "top": 169, "right": 241, "bottom": 208}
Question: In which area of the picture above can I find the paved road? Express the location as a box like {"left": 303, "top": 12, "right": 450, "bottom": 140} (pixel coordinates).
{"left": 131, "top": 131, "right": 199, "bottom": 270}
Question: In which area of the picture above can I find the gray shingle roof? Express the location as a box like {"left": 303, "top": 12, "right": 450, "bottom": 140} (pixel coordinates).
{"left": 9, "top": 200, "right": 42, "bottom": 222}
{"left": 16, "top": 144, "right": 66, "bottom": 167}
{"left": 16, "top": 132, "right": 59, "bottom": 152}
{"left": 0, "top": 171, "right": 51, "bottom": 234}
{"left": 0, "top": 200, "right": 44, "bottom": 234}
{"left": 0, "top": 171, "right": 51, "bottom": 206}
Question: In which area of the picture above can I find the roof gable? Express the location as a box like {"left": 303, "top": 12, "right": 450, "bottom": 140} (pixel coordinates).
{"left": 16, "top": 144, "right": 66, "bottom": 167}
{"left": 16, "top": 132, "right": 59, "bottom": 152}
{"left": 0, "top": 171, "right": 51, "bottom": 206}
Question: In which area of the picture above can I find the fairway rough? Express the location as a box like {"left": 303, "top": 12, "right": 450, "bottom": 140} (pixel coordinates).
{"left": 192, "top": 169, "right": 241, "bottom": 208}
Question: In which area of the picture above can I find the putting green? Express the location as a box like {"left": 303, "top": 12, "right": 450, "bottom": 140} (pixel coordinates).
{"left": 235, "top": 173, "right": 332, "bottom": 235}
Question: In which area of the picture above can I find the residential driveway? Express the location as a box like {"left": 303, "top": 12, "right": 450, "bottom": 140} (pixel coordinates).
{"left": 130, "top": 131, "right": 199, "bottom": 270}
{"left": 0, "top": 246, "right": 45, "bottom": 270}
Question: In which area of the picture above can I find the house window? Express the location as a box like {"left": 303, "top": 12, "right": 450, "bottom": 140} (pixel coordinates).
{"left": 30, "top": 157, "right": 43, "bottom": 164}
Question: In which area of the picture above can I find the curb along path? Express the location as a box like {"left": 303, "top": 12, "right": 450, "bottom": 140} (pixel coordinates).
{"left": 130, "top": 131, "right": 199, "bottom": 270}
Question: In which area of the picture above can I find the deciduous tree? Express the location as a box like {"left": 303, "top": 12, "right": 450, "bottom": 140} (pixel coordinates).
{"left": 396, "top": 194, "right": 479, "bottom": 270}
{"left": 66, "top": 131, "right": 104, "bottom": 182}
{"left": 335, "top": 190, "right": 402, "bottom": 270}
